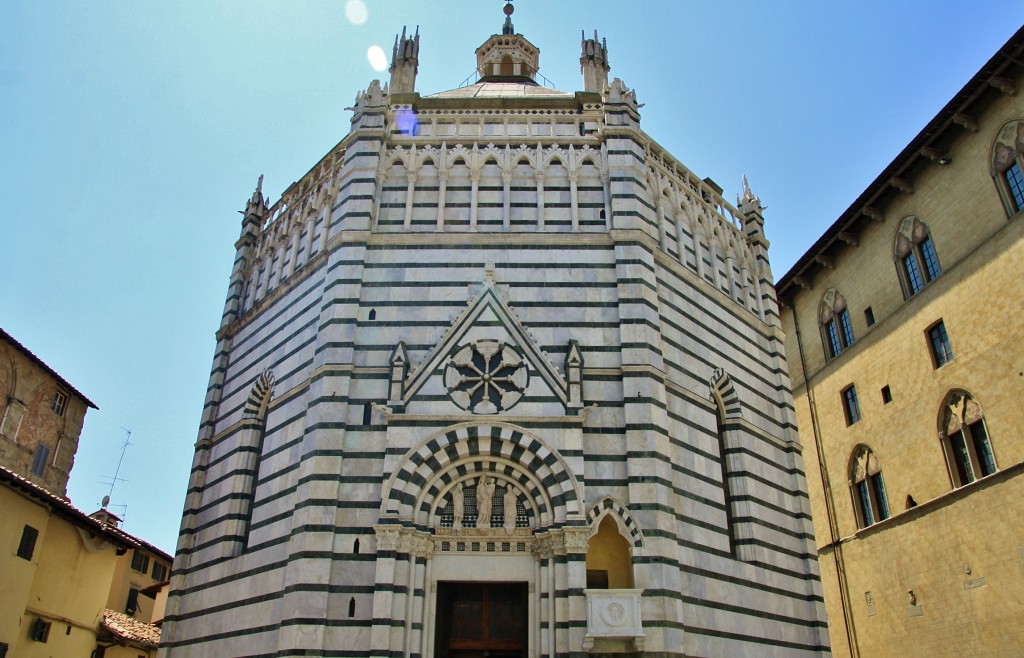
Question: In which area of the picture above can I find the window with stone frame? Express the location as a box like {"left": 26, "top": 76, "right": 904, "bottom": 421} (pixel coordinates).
{"left": 894, "top": 216, "right": 941, "bottom": 298}
{"left": 939, "top": 391, "right": 997, "bottom": 488}
{"left": 850, "top": 446, "right": 890, "bottom": 528}
{"left": 992, "top": 119, "right": 1024, "bottom": 215}
{"left": 927, "top": 320, "right": 954, "bottom": 368}
{"left": 841, "top": 384, "right": 861, "bottom": 426}
{"left": 819, "top": 288, "right": 855, "bottom": 360}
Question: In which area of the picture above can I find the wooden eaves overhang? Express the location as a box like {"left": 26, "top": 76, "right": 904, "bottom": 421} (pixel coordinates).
{"left": 1, "top": 465, "right": 137, "bottom": 551}
{"left": 776, "top": 24, "right": 1024, "bottom": 304}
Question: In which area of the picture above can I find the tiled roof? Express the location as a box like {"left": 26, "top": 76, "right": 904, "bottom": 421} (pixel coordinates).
{"left": 0, "top": 465, "right": 136, "bottom": 549}
{"left": 1, "top": 465, "right": 174, "bottom": 560}
{"left": 429, "top": 81, "right": 573, "bottom": 99}
{"left": 0, "top": 327, "right": 98, "bottom": 409}
{"left": 102, "top": 609, "right": 161, "bottom": 649}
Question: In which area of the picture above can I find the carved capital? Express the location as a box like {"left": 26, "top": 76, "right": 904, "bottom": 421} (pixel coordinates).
{"left": 532, "top": 536, "right": 554, "bottom": 559}
{"left": 374, "top": 526, "right": 401, "bottom": 552}
{"left": 563, "top": 527, "right": 590, "bottom": 553}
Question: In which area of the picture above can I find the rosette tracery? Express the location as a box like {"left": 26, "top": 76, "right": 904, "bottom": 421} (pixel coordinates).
{"left": 444, "top": 340, "right": 529, "bottom": 414}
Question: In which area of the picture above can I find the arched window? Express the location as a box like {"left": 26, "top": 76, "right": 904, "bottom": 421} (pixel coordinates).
{"left": 819, "top": 288, "right": 855, "bottom": 360}
{"left": 939, "top": 391, "right": 997, "bottom": 487}
{"left": 850, "top": 446, "right": 889, "bottom": 528}
{"left": 894, "top": 216, "right": 941, "bottom": 297}
{"left": 992, "top": 119, "right": 1024, "bottom": 215}
{"left": 239, "top": 369, "right": 275, "bottom": 551}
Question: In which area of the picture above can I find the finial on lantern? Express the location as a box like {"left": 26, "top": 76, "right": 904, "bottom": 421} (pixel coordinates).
{"left": 502, "top": 0, "right": 515, "bottom": 34}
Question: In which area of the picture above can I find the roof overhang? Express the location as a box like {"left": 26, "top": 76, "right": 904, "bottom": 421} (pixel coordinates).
{"left": 777, "top": 25, "right": 1024, "bottom": 303}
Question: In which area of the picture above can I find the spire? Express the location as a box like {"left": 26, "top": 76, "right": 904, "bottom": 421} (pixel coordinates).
{"left": 737, "top": 175, "right": 769, "bottom": 249}
{"left": 243, "top": 174, "right": 268, "bottom": 222}
{"left": 580, "top": 30, "right": 610, "bottom": 92}
{"left": 389, "top": 25, "right": 420, "bottom": 93}
{"left": 502, "top": 1, "right": 515, "bottom": 35}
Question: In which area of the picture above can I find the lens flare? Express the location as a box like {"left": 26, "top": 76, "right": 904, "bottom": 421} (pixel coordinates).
{"left": 367, "top": 45, "right": 388, "bottom": 72}
{"left": 345, "top": 0, "right": 368, "bottom": 25}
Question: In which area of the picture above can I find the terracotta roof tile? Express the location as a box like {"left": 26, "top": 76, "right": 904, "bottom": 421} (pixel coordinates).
{"left": 102, "top": 609, "right": 161, "bottom": 648}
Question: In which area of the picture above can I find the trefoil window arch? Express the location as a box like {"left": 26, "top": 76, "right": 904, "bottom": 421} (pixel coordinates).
{"left": 850, "top": 445, "right": 889, "bottom": 528}
{"left": 819, "top": 288, "right": 855, "bottom": 360}
{"left": 991, "top": 119, "right": 1024, "bottom": 215}
{"left": 894, "top": 216, "right": 941, "bottom": 298}
{"left": 938, "top": 391, "right": 996, "bottom": 488}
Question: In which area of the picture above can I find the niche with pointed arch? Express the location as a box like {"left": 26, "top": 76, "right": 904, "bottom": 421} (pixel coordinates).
{"left": 586, "top": 516, "right": 634, "bottom": 589}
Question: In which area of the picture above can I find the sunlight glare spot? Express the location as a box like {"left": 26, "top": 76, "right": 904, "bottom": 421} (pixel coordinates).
{"left": 367, "top": 45, "right": 388, "bottom": 72}
{"left": 345, "top": 0, "right": 368, "bottom": 25}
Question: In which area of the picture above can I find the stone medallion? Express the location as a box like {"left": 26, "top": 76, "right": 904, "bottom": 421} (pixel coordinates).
{"left": 444, "top": 340, "right": 529, "bottom": 414}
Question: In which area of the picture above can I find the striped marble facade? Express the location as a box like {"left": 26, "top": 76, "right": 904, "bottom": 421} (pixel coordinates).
{"left": 160, "top": 26, "right": 830, "bottom": 658}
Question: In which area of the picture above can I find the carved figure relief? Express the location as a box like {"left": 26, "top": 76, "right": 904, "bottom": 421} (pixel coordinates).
{"left": 476, "top": 476, "right": 496, "bottom": 527}
{"left": 450, "top": 482, "right": 465, "bottom": 529}
{"left": 503, "top": 485, "right": 519, "bottom": 533}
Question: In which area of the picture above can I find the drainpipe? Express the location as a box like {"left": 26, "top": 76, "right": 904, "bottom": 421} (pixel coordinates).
{"left": 788, "top": 302, "right": 859, "bottom": 658}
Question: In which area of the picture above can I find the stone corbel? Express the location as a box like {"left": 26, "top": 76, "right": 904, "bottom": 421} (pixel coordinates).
{"left": 889, "top": 177, "right": 914, "bottom": 194}
{"left": 989, "top": 76, "right": 1016, "bottom": 95}
{"left": 862, "top": 206, "right": 884, "bottom": 222}
{"left": 953, "top": 113, "right": 978, "bottom": 132}
{"left": 837, "top": 231, "right": 860, "bottom": 247}
{"left": 791, "top": 275, "right": 812, "bottom": 290}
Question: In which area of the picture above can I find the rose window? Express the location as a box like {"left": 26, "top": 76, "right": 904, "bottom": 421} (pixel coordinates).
{"left": 444, "top": 340, "right": 529, "bottom": 414}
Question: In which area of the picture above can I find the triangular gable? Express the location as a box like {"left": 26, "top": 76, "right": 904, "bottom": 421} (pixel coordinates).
{"left": 402, "top": 281, "right": 568, "bottom": 408}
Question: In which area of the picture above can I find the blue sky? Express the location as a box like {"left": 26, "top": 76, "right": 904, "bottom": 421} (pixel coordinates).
{"left": 2, "top": 1, "right": 1020, "bottom": 554}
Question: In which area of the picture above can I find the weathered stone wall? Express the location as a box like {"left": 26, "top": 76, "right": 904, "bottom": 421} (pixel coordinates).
{"left": 0, "top": 335, "right": 90, "bottom": 496}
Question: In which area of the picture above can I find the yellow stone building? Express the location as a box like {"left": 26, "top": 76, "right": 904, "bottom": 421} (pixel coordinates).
{"left": 778, "top": 26, "right": 1024, "bottom": 658}
{"left": 1, "top": 466, "right": 172, "bottom": 657}
{"left": 0, "top": 330, "right": 172, "bottom": 656}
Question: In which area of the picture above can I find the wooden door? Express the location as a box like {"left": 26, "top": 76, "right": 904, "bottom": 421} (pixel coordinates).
{"left": 435, "top": 582, "right": 527, "bottom": 658}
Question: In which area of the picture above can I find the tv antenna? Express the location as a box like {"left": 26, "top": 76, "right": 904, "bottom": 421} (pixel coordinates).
{"left": 99, "top": 427, "right": 133, "bottom": 510}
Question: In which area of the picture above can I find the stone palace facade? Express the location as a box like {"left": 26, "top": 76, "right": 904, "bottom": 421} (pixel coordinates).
{"left": 161, "top": 11, "right": 830, "bottom": 658}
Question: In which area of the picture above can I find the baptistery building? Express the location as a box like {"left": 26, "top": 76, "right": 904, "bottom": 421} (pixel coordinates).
{"left": 161, "top": 8, "right": 830, "bottom": 657}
